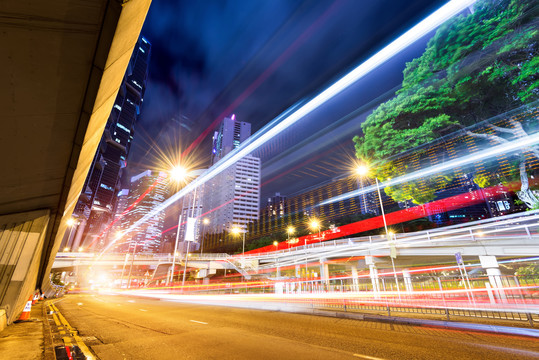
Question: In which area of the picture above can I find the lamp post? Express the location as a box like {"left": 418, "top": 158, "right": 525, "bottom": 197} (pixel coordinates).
{"left": 181, "top": 185, "right": 199, "bottom": 289}
{"left": 309, "top": 219, "right": 320, "bottom": 240}
{"left": 231, "top": 226, "right": 247, "bottom": 281}
{"left": 201, "top": 218, "right": 209, "bottom": 254}
{"left": 356, "top": 164, "right": 401, "bottom": 297}
{"left": 127, "top": 238, "right": 138, "bottom": 289}
{"left": 287, "top": 226, "right": 294, "bottom": 241}
{"left": 231, "top": 226, "right": 246, "bottom": 256}
{"left": 168, "top": 165, "right": 189, "bottom": 286}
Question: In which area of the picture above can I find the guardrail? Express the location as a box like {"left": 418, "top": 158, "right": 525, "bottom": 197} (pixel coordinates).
{"left": 164, "top": 274, "right": 538, "bottom": 325}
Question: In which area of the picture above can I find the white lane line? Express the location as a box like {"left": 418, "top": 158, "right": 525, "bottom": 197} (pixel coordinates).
{"left": 353, "top": 354, "right": 386, "bottom": 360}
{"left": 77, "top": 303, "right": 83, "bottom": 306}
{"left": 189, "top": 320, "right": 208, "bottom": 325}
{"left": 139, "top": 309, "right": 148, "bottom": 312}
{"left": 127, "top": 300, "right": 135, "bottom": 303}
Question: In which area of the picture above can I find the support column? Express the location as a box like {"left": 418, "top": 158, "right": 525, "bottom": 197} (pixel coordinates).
{"left": 0, "top": 210, "right": 50, "bottom": 324}
{"left": 319, "top": 260, "right": 329, "bottom": 287}
{"left": 351, "top": 264, "right": 359, "bottom": 292}
{"left": 365, "top": 255, "right": 380, "bottom": 293}
{"left": 71, "top": 218, "right": 86, "bottom": 251}
{"left": 294, "top": 265, "right": 300, "bottom": 293}
{"left": 402, "top": 269, "right": 413, "bottom": 292}
{"left": 479, "top": 255, "right": 506, "bottom": 301}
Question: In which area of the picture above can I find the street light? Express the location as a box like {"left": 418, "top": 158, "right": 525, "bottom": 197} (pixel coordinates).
{"left": 309, "top": 219, "right": 320, "bottom": 240}
{"left": 168, "top": 164, "right": 189, "bottom": 285}
{"left": 170, "top": 165, "right": 188, "bottom": 183}
{"left": 287, "top": 226, "right": 295, "bottom": 240}
{"left": 354, "top": 165, "right": 369, "bottom": 214}
{"left": 201, "top": 218, "right": 209, "bottom": 254}
{"left": 182, "top": 183, "right": 200, "bottom": 289}
{"left": 355, "top": 163, "right": 401, "bottom": 297}
{"left": 231, "top": 226, "right": 246, "bottom": 256}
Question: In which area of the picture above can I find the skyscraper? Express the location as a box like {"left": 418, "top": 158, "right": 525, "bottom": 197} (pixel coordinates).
{"left": 120, "top": 170, "right": 168, "bottom": 253}
{"left": 265, "top": 192, "right": 288, "bottom": 218}
{"left": 71, "top": 37, "right": 151, "bottom": 251}
{"left": 203, "top": 116, "right": 261, "bottom": 249}
{"left": 211, "top": 114, "right": 251, "bottom": 164}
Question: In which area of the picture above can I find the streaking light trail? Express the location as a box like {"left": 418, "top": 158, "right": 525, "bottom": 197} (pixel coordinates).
{"left": 319, "top": 131, "right": 539, "bottom": 207}
{"left": 101, "top": 0, "right": 478, "bottom": 256}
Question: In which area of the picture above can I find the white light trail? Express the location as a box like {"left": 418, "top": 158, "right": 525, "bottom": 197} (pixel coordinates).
{"left": 319, "top": 132, "right": 539, "bottom": 207}
{"left": 102, "top": 0, "right": 477, "bottom": 255}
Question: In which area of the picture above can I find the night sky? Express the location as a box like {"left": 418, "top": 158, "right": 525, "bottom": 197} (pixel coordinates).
{"left": 132, "top": 0, "right": 448, "bottom": 198}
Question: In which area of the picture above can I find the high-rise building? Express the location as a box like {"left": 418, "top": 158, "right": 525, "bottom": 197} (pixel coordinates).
{"left": 120, "top": 170, "right": 168, "bottom": 253}
{"left": 203, "top": 116, "right": 261, "bottom": 249}
{"left": 264, "top": 192, "right": 288, "bottom": 218}
{"left": 71, "top": 37, "right": 151, "bottom": 251}
{"left": 211, "top": 114, "right": 251, "bottom": 164}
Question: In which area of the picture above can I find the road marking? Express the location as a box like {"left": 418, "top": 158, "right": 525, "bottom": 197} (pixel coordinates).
{"left": 127, "top": 300, "right": 135, "bottom": 303}
{"left": 353, "top": 354, "right": 386, "bottom": 360}
{"left": 189, "top": 320, "right": 208, "bottom": 325}
{"left": 77, "top": 303, "right": 83, "bottom": 306}
{"left": 46, "top": 300, "right": 96, "bottom": 360}
{"left": 63, "top": 337, "right": 73, "bottom": 347}
{"left": 139, "top": 309, "right": 148, "bottom": 312}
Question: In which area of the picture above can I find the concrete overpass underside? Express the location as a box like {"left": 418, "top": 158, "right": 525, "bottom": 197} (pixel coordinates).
{"left": 0, "top": 0, "right": 151, "bottom": 325}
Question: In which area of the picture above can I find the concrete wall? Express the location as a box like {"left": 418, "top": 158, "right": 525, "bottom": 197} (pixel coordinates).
{"left": 0, "top": 210, "right": 50, "bottom": 324}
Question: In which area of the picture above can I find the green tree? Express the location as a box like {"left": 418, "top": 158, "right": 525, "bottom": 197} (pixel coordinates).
{"left": 354, "top": 0, "right": 539, "bottom": 205}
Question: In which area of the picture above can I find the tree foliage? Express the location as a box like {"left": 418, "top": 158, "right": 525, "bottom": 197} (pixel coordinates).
{"left": 354, "top": 0, "right": 539, "bottom": 204}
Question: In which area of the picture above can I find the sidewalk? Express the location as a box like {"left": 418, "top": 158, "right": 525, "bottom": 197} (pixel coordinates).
{"left": 0, "top": 299, "right": 53, "bottom": 360}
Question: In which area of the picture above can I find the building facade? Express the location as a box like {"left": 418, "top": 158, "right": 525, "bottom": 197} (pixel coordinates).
{"left": 120, "top": 170, "right": 168, "bottom": 253}
{"left": 203, "top": 116, "right": 261, "bottom": 251}
{"left": 70, "top": 37, "right": 151, "bottom": 251}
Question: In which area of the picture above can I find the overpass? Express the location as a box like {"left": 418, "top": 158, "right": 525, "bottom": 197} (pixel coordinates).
{"left": 0, "top": 0, "right": 151, "bottom": 325}
{"left": 52, "top": 211, "right": 539, "bottom": 284}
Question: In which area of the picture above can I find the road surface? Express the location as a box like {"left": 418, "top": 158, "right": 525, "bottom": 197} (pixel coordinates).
{"left": 54, "top": 293, "right": 539, "bottom": 360}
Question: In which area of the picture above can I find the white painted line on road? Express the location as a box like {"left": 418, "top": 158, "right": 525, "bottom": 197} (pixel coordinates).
{"left": 127, "top": 300, "right": 135, "bottom": 303}
{"left": 353, "top": 354, "right": 386, "bottom": 360}
{"left": 139, "top": 309, "right": 148, "bottom": 312}
{"left": 77, "top": 303, "right": 83, "bottom": 306}
{"left": 190, "top": 320, "right": 208, "bottom": 325}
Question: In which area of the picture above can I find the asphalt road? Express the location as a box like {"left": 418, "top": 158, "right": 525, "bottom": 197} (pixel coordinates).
{"left": 54, "top": 293, "right": 539, "bottom": 360}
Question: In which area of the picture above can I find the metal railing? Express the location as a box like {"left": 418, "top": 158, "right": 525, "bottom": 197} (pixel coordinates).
{"left": 169, "top": 274, "right": 538, "bottom": 326}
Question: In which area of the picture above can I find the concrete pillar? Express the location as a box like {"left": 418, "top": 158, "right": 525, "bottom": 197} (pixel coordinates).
{"left": 479, "top": 255, "right": 506, "bottom": 301}
{"left": 351, "top": 265, "right": 359, "bottom": 292}
{"left": 0, "top": 210, "right": 50, "bottom": 324}
{"left": 319, "top": 260, "right": 329, "bottom": 287}
{"left": 365, "top": 256, "right": 380, "bottom": 293}
{"left": 275, "top": 266, "right": 281, "bottom": 278}
{"left": 402, "top": 269, "right": 413, "bottom": 292}
{"left": 71, "top": 218, "right": 86, "bottom": 251}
